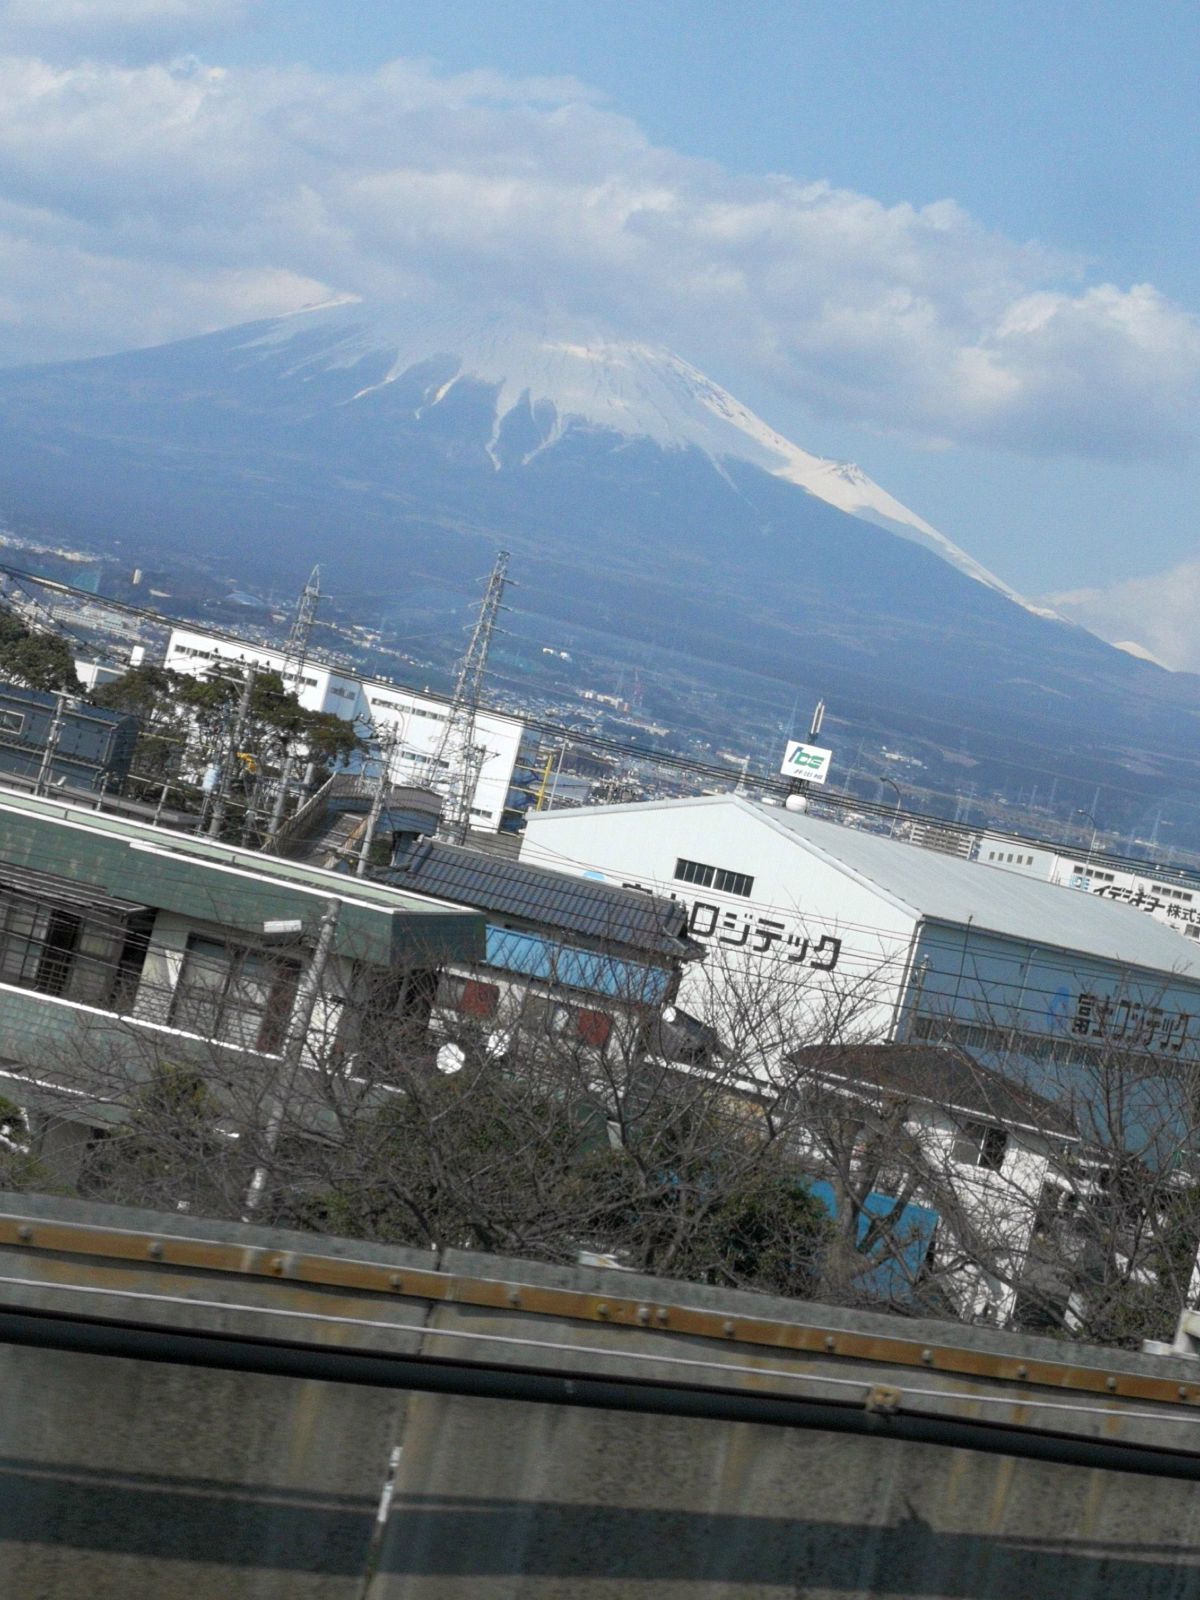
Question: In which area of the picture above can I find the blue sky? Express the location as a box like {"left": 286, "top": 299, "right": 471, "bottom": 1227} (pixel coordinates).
{"left": 0, "top": 1, "right": 1197, "bottom": 662}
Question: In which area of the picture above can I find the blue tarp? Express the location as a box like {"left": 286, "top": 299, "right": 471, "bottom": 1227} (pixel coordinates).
{"left": 485, "top": 925, "right": 670, "bottom": 1004}
{"left": 808, "top": 1178, "right": 939, "bottom": 1303}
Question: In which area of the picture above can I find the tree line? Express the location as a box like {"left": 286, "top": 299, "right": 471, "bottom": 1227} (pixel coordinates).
{"left": 5, "top": 931, "right": 1199, "bottom": 1350}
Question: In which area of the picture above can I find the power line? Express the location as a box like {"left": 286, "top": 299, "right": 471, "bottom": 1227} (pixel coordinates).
{"left": 5, "top": 561, "right": 1198, "bottom": 889}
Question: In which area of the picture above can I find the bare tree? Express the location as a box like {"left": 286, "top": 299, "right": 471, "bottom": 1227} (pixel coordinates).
{"left": 14, "top": 915, "right": 1200, "bottom": 1349}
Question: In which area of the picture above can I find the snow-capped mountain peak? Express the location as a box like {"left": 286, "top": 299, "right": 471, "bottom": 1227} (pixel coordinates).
{"left": 241, "top": 300, "right": 1031, "bottom": 608}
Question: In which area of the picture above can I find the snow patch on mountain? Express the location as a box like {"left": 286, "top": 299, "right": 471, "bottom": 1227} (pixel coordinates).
{"left": 241, "top": 301, "right": 1035, "bottom": 610}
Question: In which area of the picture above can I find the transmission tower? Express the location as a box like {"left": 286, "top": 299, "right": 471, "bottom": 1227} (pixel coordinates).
{"left": 282, "top": 565, "right": 321, "bottom": 695}
{"left": 429, "top": 550, "right": 510, "bottom": 843}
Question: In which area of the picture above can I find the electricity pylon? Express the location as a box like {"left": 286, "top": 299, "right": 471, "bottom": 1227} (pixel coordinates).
{"left": 428, "top": 550, "right": 510, "bottom": 844}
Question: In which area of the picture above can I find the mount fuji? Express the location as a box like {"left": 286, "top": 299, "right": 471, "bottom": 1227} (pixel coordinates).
{"left": 244, "top": 300, "right": 1023, "bottom": 605}
{"left": 0, "top": 299, "right": 1196, "bottom": 830}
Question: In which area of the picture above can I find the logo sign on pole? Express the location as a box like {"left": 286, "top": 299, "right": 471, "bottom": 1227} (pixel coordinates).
{"left": 780, "top": 741, "right": 832, "bottom": 785}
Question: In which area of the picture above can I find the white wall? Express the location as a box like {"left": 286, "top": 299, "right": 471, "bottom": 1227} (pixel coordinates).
{"left": 906, "top": 1101, "right": 1054, "bottom": 1323}
{"left": 165, "top": 630, "right": 348, "bottom": 716}
{"left": 164, "top": 627, "right": 525, "bottom": 832}
{"left": 359, "top": 684, "right": 523, "bottom": 832}
{"left": 73, "top": 660, "right": 123, "bottom": 692}
{"left": 977, "top": 828, "right": 1200, "bottom": 944}
{"left": 976, "top": 835, "right": 1058, "bottom": 881}
{"left": 522, "top": 799, "right": 917, "bottom": 1045}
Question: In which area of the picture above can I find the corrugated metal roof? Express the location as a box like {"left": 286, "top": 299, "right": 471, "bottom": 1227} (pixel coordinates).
{"left": 759, "top": 799, "right": 1200, "bottom": 977}
{"left": 530, "top": 795, "right": 1200, "bottom": 979}
{"left": 388, "top": 839, "right": 692, "bottom": 958}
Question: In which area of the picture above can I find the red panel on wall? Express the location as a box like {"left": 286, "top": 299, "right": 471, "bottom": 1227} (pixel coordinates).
{"left": 459, "top": 979, "right": 500, "bottom": 1018}
{"left": 576, "top": 1008, "right": 612, "bottom": 1048}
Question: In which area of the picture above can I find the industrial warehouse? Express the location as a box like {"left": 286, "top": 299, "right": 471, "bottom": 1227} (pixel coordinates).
{"left": 522, "top": 794, "right": 1200, "bottom": 1065}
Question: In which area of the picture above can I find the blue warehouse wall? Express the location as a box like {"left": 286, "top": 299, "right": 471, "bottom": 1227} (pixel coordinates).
{"left": 900, "top": 919, "right": 1200, "bottom": 1162}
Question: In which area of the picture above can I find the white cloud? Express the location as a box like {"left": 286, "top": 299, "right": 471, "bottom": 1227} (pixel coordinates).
{"left": 1049, "top": 564, "right": 1200, "bottom": 674}
{"left": 0, "top": 49, "right": 1195, "bottom": 463}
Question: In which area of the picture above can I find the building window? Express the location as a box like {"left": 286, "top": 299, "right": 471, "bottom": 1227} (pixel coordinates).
{"left": 951, "top": 1120, "right": 1008, "bottom": 1170}
{"left": 169, "top": 935, "right": 299, "bottom": 1053}
{"left": 674, "top": 858, "right": 754, "bottom": 898}
{"left": 0, "top": 887, "right": 142, "bottom": 1009}
{"left": 0, "top": 710, "right": 24, "bottom": 734}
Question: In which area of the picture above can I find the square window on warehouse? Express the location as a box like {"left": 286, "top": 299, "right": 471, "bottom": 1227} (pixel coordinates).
{"left": 674, "top": 858, "right": 754, "bottom": 898}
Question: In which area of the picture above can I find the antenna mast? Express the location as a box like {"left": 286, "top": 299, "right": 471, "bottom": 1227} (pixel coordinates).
{"left": 430, "top": 550, "right": 510, "bottom": 844}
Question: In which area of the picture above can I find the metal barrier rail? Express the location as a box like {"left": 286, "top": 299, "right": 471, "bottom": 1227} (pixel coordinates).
{"left": 2, "top": 1299, "right": 1200, "bottom": 1483}
{"left": 2, "top": 1211, "right": 1196, "bottom": 1409}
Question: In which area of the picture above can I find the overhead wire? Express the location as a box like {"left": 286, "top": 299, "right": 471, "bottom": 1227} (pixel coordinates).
{"left": 8, "top": 559, "right": 1200, "bottom": 879}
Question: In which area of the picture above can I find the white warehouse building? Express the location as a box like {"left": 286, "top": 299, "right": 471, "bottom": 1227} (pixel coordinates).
{"left": 976, "top": 830, "right": 1200, "bottom": 943}
{"left": 164, "top": 627, "right": 531, "bottom": 833}
{"left": 526, "top": 795, "right": 1200, "bottom": 1332}
{"left": 522, "top": 795, "right": 1200, "bottom": 1068}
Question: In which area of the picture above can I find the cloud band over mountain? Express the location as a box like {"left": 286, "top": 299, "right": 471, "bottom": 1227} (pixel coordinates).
{"left": 0, "top": 26, "right": 1196, "bottom": 465}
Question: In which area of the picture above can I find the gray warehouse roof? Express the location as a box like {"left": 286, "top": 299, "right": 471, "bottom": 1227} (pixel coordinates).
{"left": 532, "top": 795, "right": 1200, "bottom": 980}
{"left": 387, "top": 838, "right": 695, "bottom": 959}
{"left": 762, "top": 799, "right": 1200, "bottom": 977}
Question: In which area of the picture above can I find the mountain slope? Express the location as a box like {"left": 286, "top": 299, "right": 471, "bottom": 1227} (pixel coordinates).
{"left": 0, "top": 303, "right": 1195, "bottom": 836}
{"left": 238, "top": 302, "right": 1023, "bottom": 604}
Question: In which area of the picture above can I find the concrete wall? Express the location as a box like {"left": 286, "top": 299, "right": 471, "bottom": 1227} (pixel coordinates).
{"left": 2, "top": 1195, "right": 1200, "bottom": 1597}
{"left": 339, "top": 1258, "right": 1200, "bottom": 1600}
{"left": 0, "top": 1195, "right": 430, "bottom": 1600}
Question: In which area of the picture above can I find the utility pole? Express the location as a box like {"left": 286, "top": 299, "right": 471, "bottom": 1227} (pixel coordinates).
{"left": 239, "top": 764, "right": 266, "bottom": 848}
{"left": 263, "top": 566, "right": 322, "bottom": 850}
{"left": 207, "top": 666, "right": 256, "bottom": 840}
{"left": 34, "top": 690, "right": 71, "bottom": 796}
{"left": 263, "top": 746, "right": 298, "bottom": 854}
{"left": 356, "top": 728, "right": 397, "bottom": 877}
{"left": 428, "top": 550, "right": 510, "bottom": 844}
{"left": 153, "top": 776, "right": 172, "bottom": 827}
{"left": 880, "top": 776, "right": 903, "bottom": 838}
{"left": 244, "top": 897, "right": 341, "bottom": 1216}
{"left": 784, "top": 698, "right": 826, "bottom": 804}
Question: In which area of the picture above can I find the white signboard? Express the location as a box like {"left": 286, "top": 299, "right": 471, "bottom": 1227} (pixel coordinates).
{"left": 780, "top": 741, "right": 832, "bottom": 785}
